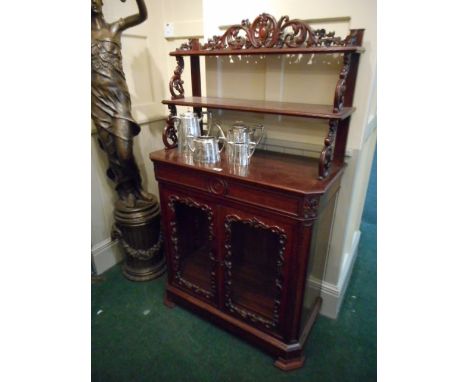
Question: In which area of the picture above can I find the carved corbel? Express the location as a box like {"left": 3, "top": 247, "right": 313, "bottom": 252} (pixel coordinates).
{"left": 318, "top": 120, "right": 339, "bottom": 180}
{"left": 333, "top": 53, "right": 352, "bottom": 113}
{"left": 169, "top": 55, "right": 185, "bottom": 99}
{"left": 162, "top": 104, "right": 178, "bottom": 149}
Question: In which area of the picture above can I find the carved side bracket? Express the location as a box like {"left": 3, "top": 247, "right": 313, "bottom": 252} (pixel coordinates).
{"left": 163, "top": 104, "right": 178, "bottom": 149}
{"left": 224, "top": 215, "right": 287, "bottom": 329}
{"left": 168, "top": 195, "right": 217, "bottom": 301}
{"left": 177, "top": 13, "right": 358, "bottom": 52}
{"left": 318, "top": 120, "right": 339, "bottom": 180}
{"left": 303, "top": 196, "right": 320, "bottom": 219}
{"left": 169, "top": 56, "right": 185, "bottom": 99}
{"left": 333, "top": 53, "right": 352, "bottom": 113}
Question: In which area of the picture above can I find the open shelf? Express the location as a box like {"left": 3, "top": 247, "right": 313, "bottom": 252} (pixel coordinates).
{"left": 162, "top": 96, "right": 354, "bottom": 120}
{"left": 170, "top": 46, "right": 364, "bottom": 56}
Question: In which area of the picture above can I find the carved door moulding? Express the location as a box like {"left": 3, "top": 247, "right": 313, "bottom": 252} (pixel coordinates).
{"left": 168, "top": 195, "right": 217, "bottom": 301}
{"left": 223, "top": 214, "right": 287, "bottom": 330}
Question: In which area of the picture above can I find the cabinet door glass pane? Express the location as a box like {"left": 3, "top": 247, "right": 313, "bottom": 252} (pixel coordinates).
{"left": 172, "top": 199, "right": 214, "bottom": 297}
{"left": 226, "top": 217, "right": 285, "bottom": 326}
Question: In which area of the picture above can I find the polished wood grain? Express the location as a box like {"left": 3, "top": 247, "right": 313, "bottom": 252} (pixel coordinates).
{"left": 162, "top": 96, "right": 355, "bottom": 120}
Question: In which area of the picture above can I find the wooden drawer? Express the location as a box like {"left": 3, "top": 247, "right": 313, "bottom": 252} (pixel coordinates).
{"left": 155, "top": 163, "right": 301, "bottom": 217}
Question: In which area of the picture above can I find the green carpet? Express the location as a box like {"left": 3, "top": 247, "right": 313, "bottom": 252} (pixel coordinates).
{"left": 92, "top": 152, "right": 377, "bottom": 382}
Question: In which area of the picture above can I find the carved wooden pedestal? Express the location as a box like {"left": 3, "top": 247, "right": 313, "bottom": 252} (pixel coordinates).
{"left": 113, "top": 196, "right": 166, "bottom": 281}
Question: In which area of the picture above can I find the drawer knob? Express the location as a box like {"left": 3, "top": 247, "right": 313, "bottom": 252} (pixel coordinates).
{"left": 208, "top": 178, "right": 228, "bottom": 195}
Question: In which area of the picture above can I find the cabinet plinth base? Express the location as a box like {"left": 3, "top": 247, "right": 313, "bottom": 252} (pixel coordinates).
{"left": 274, "top": 355, "right": 305, "bottom": 371}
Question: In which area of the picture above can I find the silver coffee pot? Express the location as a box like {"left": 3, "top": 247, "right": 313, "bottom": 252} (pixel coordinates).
{"left": 172, "top": 111, "right": 212, "bottom": 153}
{"left": 189, "top": 123, "right": 226, "bottom": 164}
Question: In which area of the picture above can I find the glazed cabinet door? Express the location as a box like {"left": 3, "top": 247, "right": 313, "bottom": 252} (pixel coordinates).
{"left": 160, "top": 187, "right": 218, "bottom": 305}
{"left": 220, "top": 207, "right": 294, "bottom": 338}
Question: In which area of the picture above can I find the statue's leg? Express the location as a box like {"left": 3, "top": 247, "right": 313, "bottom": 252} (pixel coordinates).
{"left": 114, "top": 134, "right": 141, "bottom": 202}
{"left": 112, "top": 120, "right": 152, "bottom": 203}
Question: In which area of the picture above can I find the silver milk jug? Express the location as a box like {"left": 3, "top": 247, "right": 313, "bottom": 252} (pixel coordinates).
{"left": 189, "top": 123, "right": 226, "bottom": 164}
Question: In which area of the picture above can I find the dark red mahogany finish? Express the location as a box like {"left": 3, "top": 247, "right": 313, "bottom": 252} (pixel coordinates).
{"left": 152, "top": 13, "right": 364, "bottom": 370}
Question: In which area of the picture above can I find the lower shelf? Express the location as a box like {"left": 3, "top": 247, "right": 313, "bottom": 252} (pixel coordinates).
{"left": 178, "top": 245, "right": 213, "bottom": 293}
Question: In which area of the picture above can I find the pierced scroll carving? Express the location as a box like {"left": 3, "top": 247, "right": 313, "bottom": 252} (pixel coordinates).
{"left": 169, "top": 56, "right": 185, "bottom": 99}
{"left": 179, "top": 38, "right": 201, "bottom": 51}
{"left": 318, "top": 120, "right": 339, "bottom": 180}
{"left": 333, "top": 53, "right": 352, "bottom": 113}
{"left": 178, "top": 14, "right": 358, "bottom": 52}
{"left": 224, "top": 215, "right": 287, "bottom": 329}
{"left": 168, "top": 195, "right": 217, "bottom": 301}
{"left": 163, "top": 104, "right": 178, "bottom": 149}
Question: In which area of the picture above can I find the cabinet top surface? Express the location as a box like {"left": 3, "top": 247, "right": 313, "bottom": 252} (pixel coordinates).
{"left": 150, "top": 149, "right": 343, "bottom": 195}
{"left": 162, "top": 97, "right": 355, "bottom": 120}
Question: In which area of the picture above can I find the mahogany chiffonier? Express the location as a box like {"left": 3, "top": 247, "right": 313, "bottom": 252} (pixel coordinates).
{"left": 149, "top": 14, "right": 364, "bottom": 371}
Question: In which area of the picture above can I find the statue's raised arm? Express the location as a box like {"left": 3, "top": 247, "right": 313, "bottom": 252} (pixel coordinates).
{"left": 91, "top": 0, "right": 152, "bottom": 206}
{"left": 119, "top": 0, "right": 148, "bottom": 31}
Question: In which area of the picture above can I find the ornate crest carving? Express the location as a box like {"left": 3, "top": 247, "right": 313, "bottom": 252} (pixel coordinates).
{"left": 168, "top": 195, "right": 217, "bottom": 301}
{"left": 178, "top": 13, "right": 358, "bottom": 52}
{"left": 223, "top": 215, "right": 287, "bottom": 329}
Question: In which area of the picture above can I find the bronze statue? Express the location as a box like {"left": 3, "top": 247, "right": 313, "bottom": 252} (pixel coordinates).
{"left": 92, "top": 0, "right": 165, "bottom": 281}
{"left": 91, "top": 0, "right": 151, "bottom": 207}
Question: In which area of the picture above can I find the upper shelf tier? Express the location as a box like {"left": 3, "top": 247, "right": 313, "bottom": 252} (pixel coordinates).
{"left": 162, "top": 96, "right": 355, "bottom": 120}
{"left": 170, "top": 46, "right": 364, "bottom": 56}
{"left": 170, "top": 13, "right": 364, "bottom": 57}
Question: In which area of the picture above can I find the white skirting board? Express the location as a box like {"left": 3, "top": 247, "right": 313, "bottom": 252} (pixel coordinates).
{"left": 91, "top": 238, "right": 123, "bottom": 275}
{"left": 308, "top": 230, "right": 362, "bottom": 319}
